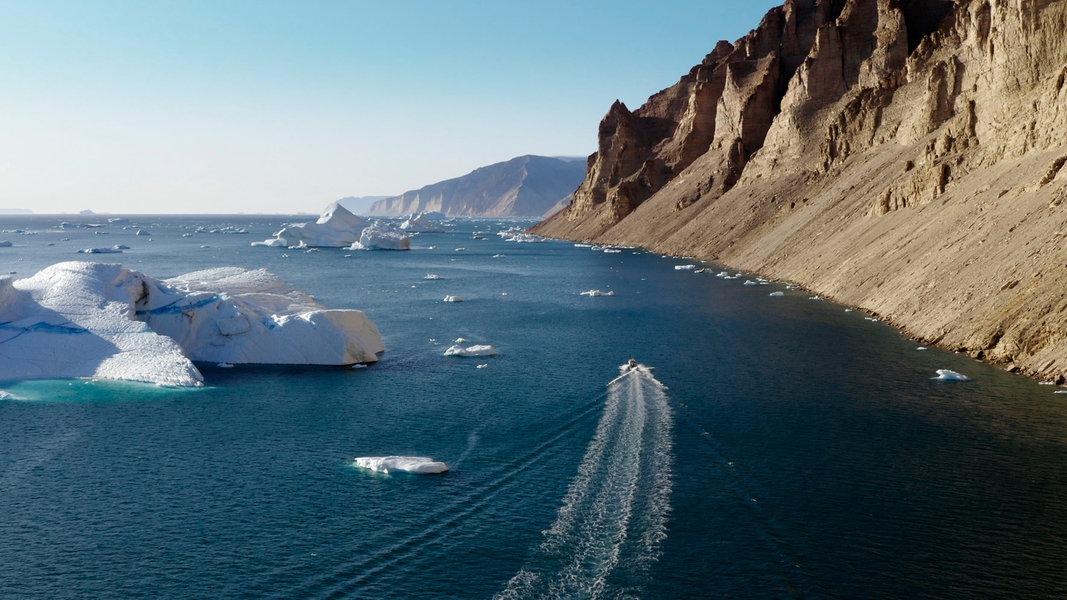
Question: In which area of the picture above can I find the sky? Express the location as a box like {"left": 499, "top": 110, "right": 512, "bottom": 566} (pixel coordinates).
{"left": 0, "top": 1, "right": 781, "bottom": 214}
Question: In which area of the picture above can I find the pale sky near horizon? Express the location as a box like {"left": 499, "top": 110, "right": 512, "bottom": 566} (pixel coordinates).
{"left": 0, "top": 1, "right": 781, "bottom": 215}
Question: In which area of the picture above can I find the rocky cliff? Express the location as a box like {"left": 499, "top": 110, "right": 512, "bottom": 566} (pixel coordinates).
{"left": 534, "top": 0, "right": 1067, "bottom": 383}
{"left": 368, "top": 155, "right": 585, "bottom": 217}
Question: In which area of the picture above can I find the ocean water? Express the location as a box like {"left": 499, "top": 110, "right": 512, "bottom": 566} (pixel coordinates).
{"left": 3, "top": 215, "right": 1067, "bottom": 599}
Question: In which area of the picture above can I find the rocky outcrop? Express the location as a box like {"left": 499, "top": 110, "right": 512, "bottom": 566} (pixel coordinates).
{"left": 534, "top": 0, "right": 1067, "bottom": 383}
{"left": 368, "top": 155, "right": 585, "bottom": 218}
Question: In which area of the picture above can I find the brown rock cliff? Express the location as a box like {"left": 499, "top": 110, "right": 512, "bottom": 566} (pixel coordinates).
{"left": 534, "top": 0, "right": 1067, "bottom": 383}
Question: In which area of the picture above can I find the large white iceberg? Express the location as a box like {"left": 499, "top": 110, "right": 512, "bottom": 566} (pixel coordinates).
{"left": 260, "top": 202, "right": 370, "bottom": 248}
{"left": 399, "top": 212, "right": 443, "bottom": 233}
{"left": 353, "top": 456, "right": 449, "bottom": 474}
{"left": 0, "top": 262, "right": 384, "bottom": 387}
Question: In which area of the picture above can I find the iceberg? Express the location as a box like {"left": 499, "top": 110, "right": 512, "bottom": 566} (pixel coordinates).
{"left": 0, "top": 262, "right": 384, "bottom": 387}
{"left": 580, "top": 289, "right": 615, "bottom": 297}
{"left": 353, "top": 456, "right": 449, "bottom": 474}
{"left": 260, "top": 202, "right": 370, "bottom": 247}
{"left": 348, "top": 224, "right": 411, "bottom": 250}
{"left": 77, "top": 246, "right": 124, "bottom": 254}
{"left": 933, "top": 369, "right": 970, "bottom": 381}
{"left": 399, "top": 212, "right": 444, "bottom": 233}
{"left": 444, "top": 344, "right": 497, "bottom": 357}
{"left": 443, "top": 295, "right": 464, "bottom": 302}
{"left": 674, "top": 264, "right": 697, "bottom": 271}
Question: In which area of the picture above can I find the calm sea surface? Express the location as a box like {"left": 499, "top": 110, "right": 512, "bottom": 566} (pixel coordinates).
{"left": 2, "top": 215, "right": 1067, "bottom": 599}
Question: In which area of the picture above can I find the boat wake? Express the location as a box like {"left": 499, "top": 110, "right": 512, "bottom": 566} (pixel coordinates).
{"left": 496, "top": 362, "right": 673, "bottom": 599}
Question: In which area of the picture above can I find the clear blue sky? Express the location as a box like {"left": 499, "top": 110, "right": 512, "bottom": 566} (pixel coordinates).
{"left": 0, "top": 1, "right": 781, "bottom": 214}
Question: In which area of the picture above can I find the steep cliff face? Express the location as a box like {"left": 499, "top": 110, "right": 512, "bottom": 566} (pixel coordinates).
{"left": 534, "top": 0, "right": 1067, "bottom": 383}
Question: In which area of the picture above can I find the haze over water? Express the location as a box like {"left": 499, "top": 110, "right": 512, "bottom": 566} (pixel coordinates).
{"left": 2, "top": 215, "right": 1067, "bottom": 598}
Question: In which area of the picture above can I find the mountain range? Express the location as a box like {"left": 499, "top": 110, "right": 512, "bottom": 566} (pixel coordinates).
{"left": 365, "top": 155, "right": 586, "bottom": 217}
{"left": 533, "top": 0, "right": 1067, "bottom": 383}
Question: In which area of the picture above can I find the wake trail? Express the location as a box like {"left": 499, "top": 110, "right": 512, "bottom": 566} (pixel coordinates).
{"left": 496, "top": 364, "right": 673, "bottom": 600}
{"left": 267, "top": 393, "right": 608, "bottom": 600}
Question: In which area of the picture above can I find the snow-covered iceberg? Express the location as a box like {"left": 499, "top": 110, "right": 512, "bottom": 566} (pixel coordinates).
{"left": 348, "top": 224, "right": 411, "bottom": 250}
{"left": 0, "top": 262, "right": 384, "bottom": 387}
{"left": 260, "top": 202, "right": 370, "bottom": 248}
{"left": 353, "top": 456, "right": 449, "bottom": 474}
{"left": 399, "top": 212, "right": 444, "bottom": 233}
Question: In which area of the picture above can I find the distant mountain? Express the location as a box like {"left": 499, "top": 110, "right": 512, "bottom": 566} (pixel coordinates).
{"left": 336, "top": 196, "right": 390, "bottom": 215}
{"left": 367, "top": 155, "right": 587, "bottom": 217}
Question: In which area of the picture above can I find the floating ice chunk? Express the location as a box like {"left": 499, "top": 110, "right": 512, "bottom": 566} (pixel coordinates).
{"left": 399, "top": 212, "right": 444, "bottom": 233}
{"left": 580, "top": 289, "right": 615, "bottom": 297}
{"left": 348, "top": 224, "right": 411, "bottom": 250}
{"left": 444, "top": 344, "right": 497, "bottom": 357}
{"left": 917, "top": 346, "right": 928, "bottom": 351}
{"left": 574, "top": 243, "right": 592, "bottom": 248}
{"left": 77, "top": 246, "right": 124, "bottom": 254}
{"left": 476, "top": 363, "right": 488, "bottom": 369}
{"left": 503, "top": 233, "right": 545, "bottom": 243}
{"left": 603, "top": 248, "right": 622, "bottom": 253}
{"left": 674, "top": 264, "right": 697, "bottom": 271}
{"left": 135, "top": 229, "right": 150, "bottom": 236}
{"left": 769, "top": 291, "right": 784, "bottom": 297}
{"left": 743, "top": 280, "right": 757, "bottom": 285}
{"left": 424, "top": 273, "right": 443, "bottom": 280}
{"left": 933, "top": 369, "right": 970, "bottom": 381}
{"left": 1054, "top": 390, "right": 1067, "bottom": 395}
{"left": 353, "top": 456, "right": 449, "bottom": 474}
{"left": 454, "top": 337, "right": 469, "bottom": 343}
{"left": 443, "top": 295, "right": 464, "bottom": 303}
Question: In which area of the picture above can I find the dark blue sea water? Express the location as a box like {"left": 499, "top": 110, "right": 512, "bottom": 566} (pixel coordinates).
{"left": 3, "top": 215, "right": 1067, "bottom": 599}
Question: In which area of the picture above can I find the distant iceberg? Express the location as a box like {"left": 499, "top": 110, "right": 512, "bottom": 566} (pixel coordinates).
{"left": 442, "top": 295, "right": 464, "bottom": 303}
{"left": 444, "top": 344, "right": 497, "bottom": 357}
{"left": 580, "top": 289, "right": 615, "bottom": 297}
{"left": 259, "top": 202, "right": 370, "bottom": 248}
{"left": 77, "top": 246, "right": 124, "bottom": 254}
{"left": 933, "top": 369, "right": 970, "bottom": 381}
{"left": 399, "top": 212, "right": 444, "bottom": 233}
{"left": 353, "top": 456, "right": 449, "bottom": 474}
{"left": 674, "top": 264, "right": 697, "bottom": 271}
{"left": 0, "top": 262, "right": 384, "bottom": 387}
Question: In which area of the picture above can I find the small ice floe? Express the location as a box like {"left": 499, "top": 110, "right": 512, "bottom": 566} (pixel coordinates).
{"left": 77, "top": 245, "right": 125, "bottom": 254}
{"left": 743, "top": 280, "right": 757, "bottom": 286}
{"left": 476, "top": 363, "right": 489, "bottom": 369}
{"left": 933, "top": 369, "right": 970, "bottom": 381}
{"left": 444, "top": 344, "right": 497, "bottom": 357}
{"left": 135, "top": 229, "right": 150, "bottom": 236}
{"left": 504, "top": 233, "right": 545, "bottom": 243}
{"left": 580, "top": 289, "right": 615, "bottom": 297}
{"left": 454, "top": 247, "right": 466, "bottom": 252}
{"left": 917, "top": 346, "right": 928, "bottom": 351}
{"left": 1054, "top": 390, "right": 1067, "bottom": 395}
{"left": 424, "top": 273, "right": 443, "bottom": 280}
{"left": 574, "top": 243, "right": 592, "bottom": 248}
{"left": 353, "top": 456, "right": 449, "bottom": 475}
{"left": 844, "top": 308, "right": 853, "bottom": 313}
{"left": 768, "top": 291, "right": 784, "bottom": 297}
{"left": 674, "top": 264, "right": 697, "bottom": 271}
{"left": 216, "top": 362, "right": 234, "bottom": 368}
{"left": 864, "top": 317, "right": 879, "bottom": 322}
{"left": 808, "top": 296, "right": 822, "bottom": 301}
{"left": 443, "top": 295, "right": 464, "bottom": 303}
{"left": 492, "top": 254, "right": 505, "bottom": 258}
{"left": 716, "top": 271, "right": 729, "bottom": 278}
{"left": 603, "top": 248, "right": 622, "bottom": 253}
{"left": 454, "top": 337, "right": 469, "bottom": 343}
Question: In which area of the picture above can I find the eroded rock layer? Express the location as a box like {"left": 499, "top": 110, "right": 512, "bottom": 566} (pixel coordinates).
{"left": 534, "top": 0, "right": 1067, "bottom": 382}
